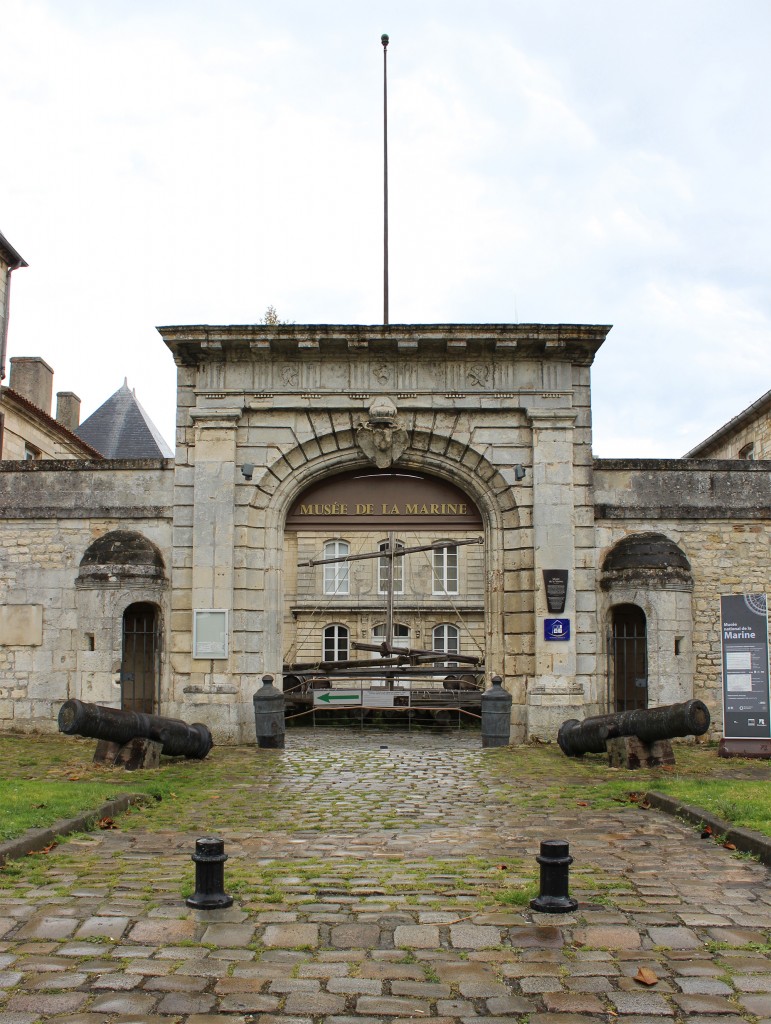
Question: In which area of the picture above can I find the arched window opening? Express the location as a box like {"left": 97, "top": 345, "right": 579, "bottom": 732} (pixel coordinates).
{"left": 121, "top": 602, "right": 160, "bottom": 714}
{"left": 433, "top": 623, "right": 460, "bottom": 667}
{"left": 323, "top": 624, "right": 349, "bottom": 663}
{"left": 433, "top": 543, "right": 459, "bottom": 595}
{"left": 323, "top": 540, "right": 350, "bottom": 595}
{"left": 378, "top": 539, "right": 405, "bottom": 594}
{"left": 609, "top": 604, "right": 647, "bottom": 713}
{"left": 373, "top": 622, "right": 410, "bottom": 649}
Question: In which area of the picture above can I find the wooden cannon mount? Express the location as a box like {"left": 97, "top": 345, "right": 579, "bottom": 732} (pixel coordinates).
{"left": 557, "top": 699, "right": 711, "bottom": 769}
{"left": 58, "top": 699, "right": 213, "bottom": 770}
{"left": 283, "top": 640, "right": 484, "bottom": 694}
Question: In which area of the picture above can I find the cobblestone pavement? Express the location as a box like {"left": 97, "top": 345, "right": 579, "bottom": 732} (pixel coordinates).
{"left": 1, "top": 730, "right": 770, "bottom": 1024}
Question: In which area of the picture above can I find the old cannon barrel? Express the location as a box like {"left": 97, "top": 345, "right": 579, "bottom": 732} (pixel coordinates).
{"left": 558, "top": 699, "right": 710, "bottom": 758}
{"left": 58, "top": 699, "right": 213, "bottom": 760}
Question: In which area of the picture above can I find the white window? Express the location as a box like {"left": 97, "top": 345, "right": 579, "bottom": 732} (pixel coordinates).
{"left": 323, "top": 540, "right": 350, "bottom": 595}
{"left": 432, "top": 544, "right": 459, "bottom": 595}
{"left": 378, "top": 539, "right": 405, "bottom": 594}
{"left": 433, "top": 623, "right": 460, "bottom": 667}
{"left": 373, "top": 622, "right": 410, "bottom": 649}
{"left": 323, "top": 624, "right": 349, "bottom": 662}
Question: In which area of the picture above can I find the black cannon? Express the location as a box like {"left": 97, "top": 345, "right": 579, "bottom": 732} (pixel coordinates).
{"left": 58, "top": 699, "right": 213, "bottom": 760}
{"left": 558, "top": 699, "right": 710, "bottom": 759}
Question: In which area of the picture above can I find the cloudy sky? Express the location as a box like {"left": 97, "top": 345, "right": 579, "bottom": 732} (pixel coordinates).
{"left": 2, "top": 0, "right": 769, "bottom": 457}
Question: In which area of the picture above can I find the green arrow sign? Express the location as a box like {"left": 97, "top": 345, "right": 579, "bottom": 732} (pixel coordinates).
{"left": 314, "top": 691, "right": 362, "bottom": 705}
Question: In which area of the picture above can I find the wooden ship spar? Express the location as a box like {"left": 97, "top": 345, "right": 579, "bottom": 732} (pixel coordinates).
{"left": 282, "top": 534, "right": 486, "bottom": 722}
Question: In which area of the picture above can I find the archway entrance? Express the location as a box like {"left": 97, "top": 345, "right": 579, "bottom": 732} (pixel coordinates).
{"left": 609, "top": 604, "right": 648, "bottom": 712}
{"left": 120, "top": 602, "right": 160, "bottom": 714}
{"left": 282, "top": 469, "right": 486, "bottom": 730}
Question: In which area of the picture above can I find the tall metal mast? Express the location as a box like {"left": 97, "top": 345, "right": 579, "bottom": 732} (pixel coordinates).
{"left": 382, "top": 33, "right": 390, "bottom": 326}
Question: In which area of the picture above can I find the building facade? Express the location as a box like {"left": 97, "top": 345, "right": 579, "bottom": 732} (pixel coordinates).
{"left": 0, "top": 322, "right": 768, "bottom": 743}
{"left": 0, "top": 356, "right": 100, "bottom": 461}
{"left": 685, "top": 388, "right": 771, "bottom": 461}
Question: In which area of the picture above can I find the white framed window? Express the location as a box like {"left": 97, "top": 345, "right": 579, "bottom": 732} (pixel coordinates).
{"left": 373, "top": 622, "right": 410, "bottom": 649}
{"left": 323, "top": 540, "right": 350, "bottom": 595}
{"left": 378, "top": 539, "right": 405, "bottom": 594}
{"left": 433, "top": 623, "right": 460, "bottom": 667}
{"left": 323, "top": 624, "right": 349, "bottom": 662}
{"left": 432, "top": 543, "right": 459, "bottom": 595}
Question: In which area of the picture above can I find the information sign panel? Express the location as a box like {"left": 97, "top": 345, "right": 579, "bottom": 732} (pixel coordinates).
{"left": 362, "top": 691, "right": 398, "bottom": 708}
{"left": 721, "top": 594, "right": 770, "bottom": 739}
{"left": 544, "top": 618, "right": 570, "bottom": 642}
{"left": 193, "top": 609, "right": 228, "bottom": 659}
{"left": 313, "top": 690, "right": 362, "bottom": 707}
{"left": 543, "top": 570, "right": 569, "bottom": 614}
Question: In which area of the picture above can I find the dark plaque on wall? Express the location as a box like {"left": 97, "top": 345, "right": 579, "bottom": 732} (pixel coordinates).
{"left": 543, "top": 570, "right": 569, "bottom": 614}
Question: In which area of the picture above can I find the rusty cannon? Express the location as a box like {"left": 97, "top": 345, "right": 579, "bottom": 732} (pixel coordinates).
{"left": 58, "top": 699, "right": 213, "bottom": 768}
{"left": 557, "top": 699, "right": 710, "bottom": 768}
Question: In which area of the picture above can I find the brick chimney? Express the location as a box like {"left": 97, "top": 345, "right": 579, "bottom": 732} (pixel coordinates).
{"left": 56, "top": 391, "right": 81, "bottom": 431}
{"left": 8, "top": 356, "right": 54, "bottom": 415}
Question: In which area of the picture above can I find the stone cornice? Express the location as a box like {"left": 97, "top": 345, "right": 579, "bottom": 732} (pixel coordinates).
{"left": 159, "top": 323, "right": 611, "bottom": 368}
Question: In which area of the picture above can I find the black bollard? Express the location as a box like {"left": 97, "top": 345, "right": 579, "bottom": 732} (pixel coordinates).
{"left": 185, "top": 837, "right": 233, "bottom": 910}
{"left": 480, "top": 675, "right": 512, "bottom": 747}
{"left": 529, "top": 839, "right": 578, "bottom": 914}
{"left": 253, "top": 674, "right": 286, "bottom": 749}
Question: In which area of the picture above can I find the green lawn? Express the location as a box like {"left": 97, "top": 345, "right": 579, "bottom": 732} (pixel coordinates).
{"left": 0, "top": 779, "right": 132, "bottom": 841}
{"left": 651, "top": 777, "right": 771, "bottom": 836}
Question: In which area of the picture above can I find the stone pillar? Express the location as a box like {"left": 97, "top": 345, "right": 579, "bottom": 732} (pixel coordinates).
{"left": 190, "top": 409, "right": 240, "bottom": 673}
{"left": 527, "top": 411, "right": 583, "bottom": 738}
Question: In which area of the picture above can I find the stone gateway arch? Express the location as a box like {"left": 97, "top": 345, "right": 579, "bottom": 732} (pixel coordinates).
{"left": 159, "top": 322, "right": 609, "bottom": 742}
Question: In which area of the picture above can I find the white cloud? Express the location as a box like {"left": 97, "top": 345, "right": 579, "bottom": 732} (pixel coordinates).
{"left": 2, "top": 1, "right": 770, "bottom": 455}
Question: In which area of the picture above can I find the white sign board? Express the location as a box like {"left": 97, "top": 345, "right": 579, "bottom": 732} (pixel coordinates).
{"left": 313, "top": 690, "right": 362, "bottom": 707}
{"left": 362, "top": 691, "right": 398, "bottom": 708}
{"left": 193, "top": 609, "right": 229, "bottom": 660}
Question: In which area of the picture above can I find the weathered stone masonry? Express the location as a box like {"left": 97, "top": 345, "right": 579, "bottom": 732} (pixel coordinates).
{"left": 0, "top": 324, "right": 769, "bottom": 743}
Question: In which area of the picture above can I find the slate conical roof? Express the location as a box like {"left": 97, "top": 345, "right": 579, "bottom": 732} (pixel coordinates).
{"left": 75, "top": 380, "right": 173, "bottom": 459}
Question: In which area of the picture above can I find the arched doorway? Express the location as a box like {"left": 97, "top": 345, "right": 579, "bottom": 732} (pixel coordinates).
{"left": 609, "top": 604, "right": 647, "bottom": 712}
{"left": 601, "top": 533, "right": 694, "bottom": 708}
{"left": 120, "top": 602, "right": 161, "bottom": 714}
{"left": 282, "top": 469, "right": 486, "bottom": 727}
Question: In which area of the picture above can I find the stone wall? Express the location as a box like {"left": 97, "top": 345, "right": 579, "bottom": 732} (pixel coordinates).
{"left": 0, "top": 460, "right": 173, "bottom": 732}
{"left": 595, "top": 459, "right": 771, "bottom": 734}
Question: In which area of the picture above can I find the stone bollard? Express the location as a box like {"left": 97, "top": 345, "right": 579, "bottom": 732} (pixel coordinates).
{"left": 529, "top": 839, "right": 578, "bottom": 914}
{"left": 185, "top": 836, "right": 233, "bottom": 910}
{"left": 480, "top": 675, "right": 512, "bottom": 747}
{"left": 253, "top": 674, "right": 285, "bottom": 749}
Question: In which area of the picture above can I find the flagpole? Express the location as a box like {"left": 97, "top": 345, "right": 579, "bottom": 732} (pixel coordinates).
{"left": 382, "top": 33, "right": 389, "bottom": 326}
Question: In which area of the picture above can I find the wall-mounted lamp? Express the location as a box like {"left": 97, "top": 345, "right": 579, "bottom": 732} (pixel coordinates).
{"left": 241, "top": 463, "right": 255, "bottom": 481}
{"left": 514, "top": 464, "right": 527, "bottom": 481}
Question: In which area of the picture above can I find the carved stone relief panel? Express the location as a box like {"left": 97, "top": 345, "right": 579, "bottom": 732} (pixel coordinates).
{"left": 278, "top": 363, "right": 300, "bottom": 389}
{"left": 397, "top": 359, "right": 418, "bottom": 392}
{"left": 371, "top": 362, "right": 392, "bottom": 387}
{"left": 466, "top": 362, "right": 493, "bottom": 390}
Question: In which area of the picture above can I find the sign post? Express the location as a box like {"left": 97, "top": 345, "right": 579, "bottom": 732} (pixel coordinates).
{"left": 719, "top": 593, "right": 771, "bottom": 758}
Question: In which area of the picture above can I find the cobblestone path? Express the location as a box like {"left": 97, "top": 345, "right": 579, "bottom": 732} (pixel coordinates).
{"left": 0, "top": 731, "right": 769, "bottom": 1023}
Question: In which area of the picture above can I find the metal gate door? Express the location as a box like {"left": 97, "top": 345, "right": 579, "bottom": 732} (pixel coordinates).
{"left": 121, "top": 602, "right": 160, "bottom": 714}
{"left": 608, "top": 604, "right": 648, "bottom": 712}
